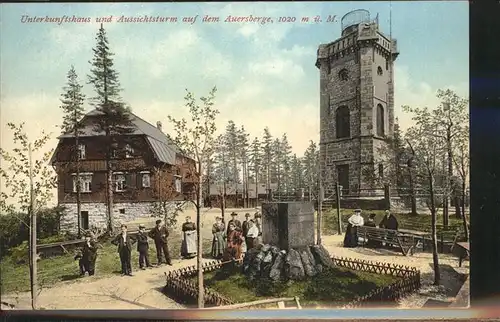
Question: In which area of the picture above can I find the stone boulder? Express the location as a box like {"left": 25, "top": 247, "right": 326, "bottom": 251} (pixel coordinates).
{"left": 269, "top": 250, "right": 286, "bottom": 281}
{"left": 261, "top": 250, "right": 274, "bottom": 277}
{"left": 310, "top": 244, "right": 333, "bottom": 267}
{"left": 285, "top": 249, "right": 305, "bottom": 281}
{"left": 299, "top": 247, "right": 318, "bottom": 277}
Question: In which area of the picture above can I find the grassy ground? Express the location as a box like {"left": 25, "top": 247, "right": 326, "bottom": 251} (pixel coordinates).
{"left": 190, "top": 265, "right": 400, "bottom": 308}
{"left": 321, "top": 209, "right": 468, "bottom": 236}
{"left": 0, "top": 233, "right": 213, "bottom": 294}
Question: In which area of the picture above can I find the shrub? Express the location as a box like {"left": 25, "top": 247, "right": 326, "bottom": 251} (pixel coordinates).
{"left": 0, "top": 206, "right": 65, "bottom": 259}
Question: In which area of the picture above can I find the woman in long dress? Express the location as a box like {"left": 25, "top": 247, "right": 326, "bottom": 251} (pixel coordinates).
{"left": 181, "top": 216, "right": 197, "bottom": 259}
{"left": 211, "top": 216, "right": 225, "bottom": 259}
{"left": 223, "top": 223, "right": 244, "bottom": 261}
{"left": 343, "top": 209, "right": 364, "bottom": 248}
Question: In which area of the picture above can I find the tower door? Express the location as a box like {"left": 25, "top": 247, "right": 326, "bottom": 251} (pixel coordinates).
{"left": 337, "top": 164, "right": 350, "bottom": 195}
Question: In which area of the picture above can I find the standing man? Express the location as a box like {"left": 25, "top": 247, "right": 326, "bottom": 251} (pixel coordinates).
{"left": 111, "top": 224, "right": 136, "bottom": 276}
{"left": 149, "top": 219, "right": 172, "bottom": 266}
{"left": 242, "top": 213, "right": 251, "bottom": 238}
{"left": 137, "top": 224, "right": 152, "bottom": 270}
{"left": 245, "top": 220, "right": 259, "bottom": 250}
{"left": 226, "top": 212, "right": 242, "bottom": 235}
{"left": 254, "top": 212, "right": 263, "bottom": 246}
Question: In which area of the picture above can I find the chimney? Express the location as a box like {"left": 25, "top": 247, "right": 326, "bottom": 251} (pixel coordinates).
{"left": 156, "top": 121, "right": 162, "bottom": 132}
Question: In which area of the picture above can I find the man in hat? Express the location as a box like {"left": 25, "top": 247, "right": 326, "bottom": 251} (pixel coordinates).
{"left": 75, "top": 232, "right": 98, "bottom": 276}
{"left": 149, "top": 219, "right": 172, "bottom": 266}
{"left": 137, "top": 224, "right": 152, "bottom": 269}
{"left": 379, "top": 210, "right": 399, "bottom": 248}
{"left": 364, "top": 213, "right": 377, "bottom": 228}
{"left": 254, "top": 212, "right": 263, "bottom": 246}
{"left": 364, "top": 213, "right": 381, "bottom": 248}
{"left": 242, "top": 213, "right": 251, "bottom": 238}
{"left": 226, "top": 212, "right": 242, "bottom": 236}
{"left": 111, "top": 224, "right": 136, "bottom": 276}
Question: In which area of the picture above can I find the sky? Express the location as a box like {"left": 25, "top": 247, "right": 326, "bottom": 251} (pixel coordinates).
{"left": 1, "top": 2, "right": 468, "bottom": 206}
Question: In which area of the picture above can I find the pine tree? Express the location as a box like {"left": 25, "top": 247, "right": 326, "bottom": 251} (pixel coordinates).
{"left": 59, "top": 65, "right": 86, "bottom": 237}
{"left": 262, "top": 127, "right": 273, "bottom": 199}
{"left": 225, "top": 121, "right": 240, "bottom": 205}
{"left": 303, "top": 141, "right": 319, "bottom": 201}
{"left": 271, "top": 138, "right": 282, "bottom": 198}
{"left": 87, "top": 23, "right": 133, "bottom": 233}
{"left": 290, "top": 154, "right": 304, "bottom": 196}
{"left": 280, "top": 133, "right": 292, "bottom": 196}
{"left": 238, "top": 126, "right": 250, "bottom": 207}
{"left": 249, "top": 137, "right": 262, "bottom": 206}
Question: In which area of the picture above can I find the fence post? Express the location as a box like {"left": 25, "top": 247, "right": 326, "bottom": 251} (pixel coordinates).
{"left": 336, "top": 183, "right": 342, "bottom": 235}
{"left": 440, "top": 232, "right": 444, "bottom": 253}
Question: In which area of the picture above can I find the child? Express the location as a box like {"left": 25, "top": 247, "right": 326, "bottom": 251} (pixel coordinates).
{"left": 137, "top": 224, "right": 153, "bottom": 269}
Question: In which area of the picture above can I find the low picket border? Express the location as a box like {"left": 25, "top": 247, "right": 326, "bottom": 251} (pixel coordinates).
{"left": 163, "top": 256, "right": 421, "bottom": 308}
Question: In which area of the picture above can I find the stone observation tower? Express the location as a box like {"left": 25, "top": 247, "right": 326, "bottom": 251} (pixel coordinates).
{"left": 316, "top": 9, "right": 399, "bottom": 198}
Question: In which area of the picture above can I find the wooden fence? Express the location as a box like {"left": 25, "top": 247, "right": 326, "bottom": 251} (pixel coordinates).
{"left": 163, "top": 256, "right": 421, "bottom": 309}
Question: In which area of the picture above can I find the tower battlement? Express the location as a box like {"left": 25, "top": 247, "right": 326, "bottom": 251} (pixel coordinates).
{"left": 316, "top": 10, "right": 398, "bottom": 198}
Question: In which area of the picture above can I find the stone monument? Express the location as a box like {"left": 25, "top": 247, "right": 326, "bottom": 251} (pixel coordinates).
{"left": 261, "top": 202, "right": 315, "bottom": 251}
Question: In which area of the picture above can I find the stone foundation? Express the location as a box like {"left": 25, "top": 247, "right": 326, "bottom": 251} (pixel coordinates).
{"left": 59, "top": 201, "right": 182, "bottom": 232}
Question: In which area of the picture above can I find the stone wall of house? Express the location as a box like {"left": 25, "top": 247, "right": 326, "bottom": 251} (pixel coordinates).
{"left": 317, "top": 19, "right": 397, "bottom": 197}
{"left": 59, "top": 201, "right": 180, "bottom": 232}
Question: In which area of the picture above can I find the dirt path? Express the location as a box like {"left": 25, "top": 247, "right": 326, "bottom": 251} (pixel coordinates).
{"left": 2, "top": 229, "right": 469, "bottom": 310}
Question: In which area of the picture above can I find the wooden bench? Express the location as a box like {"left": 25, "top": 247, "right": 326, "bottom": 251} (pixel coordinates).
{"left": 357, "top": 226, "right": 415, "bottom": 256}
{"left": 208, "top": 297, "right": 302, "bottom": 309}
{"left": 454, "top": 242, "right": 470, "bottom": 267}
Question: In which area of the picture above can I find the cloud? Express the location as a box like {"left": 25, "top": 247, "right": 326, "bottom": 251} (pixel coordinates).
{"left": 394, "top": 65, "right": 469, "bottom": 131}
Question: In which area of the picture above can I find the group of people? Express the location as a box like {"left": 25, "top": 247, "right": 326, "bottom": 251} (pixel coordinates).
{"left": 211, "top": 212, "right": 262, "bottom": 262}
{"left": 77, "top": 217, "right": 197, "bottom": 277}
{"left": 343, "top": 209, "right": 399, "bottom": 248}
{"left": 76, "top": 212, "right": 260, "bottom": 277}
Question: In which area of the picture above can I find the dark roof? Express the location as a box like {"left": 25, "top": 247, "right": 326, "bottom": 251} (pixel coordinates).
{"left": 51, "top": 109, "right": 186, "bottom": 165}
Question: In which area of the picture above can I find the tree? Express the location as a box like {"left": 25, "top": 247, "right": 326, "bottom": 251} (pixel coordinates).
{"left": 149, "top": 166, "right": 186, "bottom": 230}
{"left": 290, "top": 154, "right": 304, "bottom": 197}
{"left": 303, "top": 140, "right": 319, "bottom": 201}
{"left": 271, "top": 138, "right": 282, "bottom": 198}
{"left": 238, "top": 126, "right": 250, "bottom": 207}
{"left": 225, "top": 121, "right": 240, "bottom": 205}
{"left": 167, "top": 86, "right": 219, "bottom": 308}
{"left": 59, "top": 65, "right": 86, "bottom": 238}
{"left": 0, "top": 123, "right": 57, "bottom": 309}
{"left": 404, "top": 107, "right": 444, "bottom": 285}
{"left": 87, "top": 24, "right": 134, "bottom": 233}
{"left": 262, "top": 127, "right": 273, "bottom": 199}
{"left": 213, "top": 134, "right": 229, "bottom": 222}
{"left": 452, "top": 124, "right": 470, "bottom": 241}
{"left": 249, "top": 137, "right": 262, "bottom": 207}
{"left": 280, "top": 134, "right": 292, "bottom": 196}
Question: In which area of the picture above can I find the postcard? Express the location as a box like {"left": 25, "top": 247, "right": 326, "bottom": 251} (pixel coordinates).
{"left": 1, "top": 2, "right": 470, "bottom": 318}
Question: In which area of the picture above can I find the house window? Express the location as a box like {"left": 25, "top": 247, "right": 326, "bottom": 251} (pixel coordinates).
{"left": 77, "top": 144, "right": 86, "bottom": 160}
{"left": 376, "top": 104, "right": 385, "bottom": 136}
{"left": 115, "top": 173, "right": 126, "bottom": 192}
{"left": 174, "top": 176, "right": 182, "bottom": 193}
{"left": 338, "top": 69, "right": 348, "bottom": 81}
{"left": 378, "top": 164, "right": 384, "bottom": 178}
{"left": 111, "top": 149, "right": 117, "bottom": 159}
{"left": 335, "top": 106, "right": 350, "bottom": 139}
{"left": 73, "top": 173, "right": 92, "bottom": 193}
{"left": 142, "top": 172, "right": 151, "bottom": 188}
{"left": 81, "top": 211, "right": 89, "bottom": 230}
{"left": 125, "top": 144, "right": 134, "bottom": 158}
{"left": 377, "top": 66, "right": 383, "bottom": 76}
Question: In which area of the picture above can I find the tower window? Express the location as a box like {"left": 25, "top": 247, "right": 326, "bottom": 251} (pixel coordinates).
{"left": 326, "top": 60, "right": 331, "bottom": 74}
{"left": 338, "top": 69, "right": 348, "bottom": 81}
{"left": 386, "top": 60, "right": 389, "bottom": 70}
{"left": 377, "top": 66, "right": 383, "bottom": 76}
{"left": 336, "top": 106, "right": 350, "bottom": 139}
{"left": 376, "top": 104, "right": 385, "bottom": 137}
{"left": 378, "top": 164, "right": 384, "bottom": 178}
